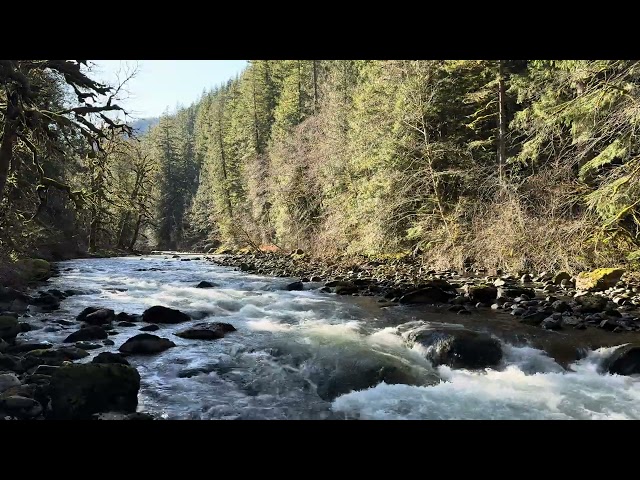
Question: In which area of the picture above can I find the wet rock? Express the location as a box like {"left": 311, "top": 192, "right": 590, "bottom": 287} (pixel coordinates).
{"left": 406, "top": 326, "right": 502, "bottom": 369}
{"left": 74, "top": 342, "right": 102, "bottom": 350}
{"left": 142, "top": 305, "right": 191, "bottom": 324}
{"left": 196, "top": 281, "right": 216, "bottom": 288}
{"left": 561, "top": 316, "right": 583, "bottom": 327}
{"left": 0, "top": 373, "right": 21, "bottom": 393}
{"left": 118, "top": 321, "right": 137, "bottom": 327}
{"left": 83, "top": 308, "right": 115, "bottom": 326}
{"left": 93, "top": 411, "right": 154, "bottom": 420}
{"left": 118, "top": 333, "right": 176, "bottom": 355}
{"left": 0, "top": 353, "right": 23, "bottom": 373}
{"left": 0, "top": 384, "right": 36, "bottom": 399}
{"left": 54, "top": 319, "right": 76, "bottom": 326}
{"left": 541, "top": 316, "right": 562, "bottom": 330}
{"left": 48, "top": 363, "right": 140, "bottom": 420}
{"left": 92, "top": 352, "right": 130, "bottom": 366}
{"left": 511, "top": 308, "right": 526, "bottom": 316}
{"left": 463, "top": 285, "right": 498, "bottom": 304}
{"left": 115, "top": 312, "right": 141, "bottom": 323}
{"left": 598, "top": 319, "right": 620, "bottom": 331}
{"left": 103, "top": 339, "right": 115, "bottom": 346}
{"left": 0, "top": 286, "right": 30, "bottom": 305}
{"left": 521, "top": 274, "right": 532, "bottom": 283}
{"left": 139, "top": 324, "right": 159, "bottom": 332}
{"left": 239, "top": 263, "right": 250, "bottom": 271}
{"left": 497, "top": 286, "right": 536, "bottom": 299}
{"left": 576, "top": 268, "right": 625, "bottom": 292}
{"left": 310, "top": 276, "right": 322, "bottom": 282}
{"left": 399, "top": 287, "right": 454, "bottom": 304}
{"left": 30, "top": 293, "right": 60, "bottom": 311}
{"left": 33, "top": 365, "right": 60, "bottom": 375}
{"left": 22, "top": 347, "right": 89, "bottom": 369}
{"left": 519, "top": 311, "right": 549, "bottom": 326}
{"left": 285, "top": 281, "right": 304, "bottom": 291}
{"left": 175, "top": 322, "right": 236, "bottom": 340}
{"left": 6, "top": 341, "right": 53, "bottom": 354}
{"left": 551, "top": 300, "right": 571, "bottom": 313}
{"left": 334, "top": 283, "right": 359, "bottom": 295}
{"left": 604, "top": 345, "right": 640, "bottom": 375}
{"left": 0, "top": 396, "right": 42, "bottom": 418}
{"left": 63, "top": 326, "right": 108, "bottom": 343}
{"left": 0, "top": 316, "right": 20, "bottom": 342}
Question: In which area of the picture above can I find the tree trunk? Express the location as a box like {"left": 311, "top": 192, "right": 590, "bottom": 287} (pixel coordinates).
{"left": 217, "top": 103, "right": 233, "bottom": 218}
{"left": 129, "top": 214, "right": 143, "bottom": 251}
{"left": 497, "top": 60, "right": 507, "bottom": 185}
{"left": 116, "top": 211, "right": 131, "bottom": 248}
{"left": 0, "top": 92, "right": 19, "bottom": 202}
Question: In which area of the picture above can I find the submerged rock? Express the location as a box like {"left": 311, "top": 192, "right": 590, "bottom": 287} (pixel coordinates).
{"left": 48, "top": 363, "right": 140, "bottom": 419}
{"left": 285, "top": 281, "right": 304, "bottom": 291}
{"left": 196, "top": 281, "right": 216, "bottom": 288}
{"left": 139, "top": 324, "right": 159, "bottom": 332}
{"left": 118, "top": 333, "right": 176, "bottom": 354}
{"left": 142, "top": 305, "right": 190, "bottom": 324}
{"left": 399, "top": 287, "right": 454, "bottom": 304}
{"left": 175, "top": 322, "right": 236, "bottom": 340}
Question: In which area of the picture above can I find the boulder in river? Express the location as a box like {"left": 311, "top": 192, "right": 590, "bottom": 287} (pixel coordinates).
{"left": 63, "top": 325, "right": 108, "bottom": 343}
{"left": 404, "top": 325, "right": 503, "bottom": 369}
{"left": 603, "top": 344, "right": 640, "bottom": 376}
{"left": 285, "top": 281, "right": 304, "bottom": 291}
{"left": 139, "top": 324, "right": 159, "bottom": 332}
{"left": 118, "top": 333, "right": 176, "bottom": 355}
{"left": 196, "top": 281, "right": 217, "bottom": 288}
{"left": 83, "top": 308, "right": 115, "bottom": 326}
{"left": 463, "top": 285, "right": 498, "bottom": 304}
{"left": 175, "top": 322, "right": 236, "bottom": 340}
{"left": 14, "top": 258, "right": 51, "bottom": 282}
{"left": 497, "top": 286, "right": 536, "bottom": 300}
{"left": 399, "top": 287, "right": 454, "bottom": 304}
{"left": 142, "top": 305, "right": 191, "bottom": 324}
{"left": 92, "top": 352, "right": 130, "bottom": 366}
{"left": 0, "top": 373, "right": 21, "bottom": 393}
{"left": 47, "top": 363, "right": 140, "bottom": 420}
{"left": 30, "top": 293, "right": 60, "bottom": 311}
{"left": 576, "top": 268, "right": 625, "bottom": 292}
{"left": 0, "top": 316, "right": 20, "bottom": 342}
{"left": 574, "top": 294, "right": 608, "bottom": 313}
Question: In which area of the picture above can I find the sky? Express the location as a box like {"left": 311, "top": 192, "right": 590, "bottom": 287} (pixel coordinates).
{"left": 90, "top": 60, "right": 248, "bottom": 119}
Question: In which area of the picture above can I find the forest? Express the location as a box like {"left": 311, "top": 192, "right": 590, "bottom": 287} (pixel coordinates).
{"left": 2, "top": 60, "right": 640, "bottom": 277}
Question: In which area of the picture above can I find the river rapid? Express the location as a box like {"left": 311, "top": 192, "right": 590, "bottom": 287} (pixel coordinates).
{"left": 19, "top": 254, "right": 640, "bottom": 420}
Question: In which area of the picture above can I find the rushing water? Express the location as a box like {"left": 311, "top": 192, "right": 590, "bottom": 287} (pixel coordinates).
{"left": 19, "top": 254, "right": 640, "bottom": 420}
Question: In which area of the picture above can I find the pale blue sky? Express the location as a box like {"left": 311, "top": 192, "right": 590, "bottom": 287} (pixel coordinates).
{"left": 90, "top": 60, "right": 248, "bottom": 119}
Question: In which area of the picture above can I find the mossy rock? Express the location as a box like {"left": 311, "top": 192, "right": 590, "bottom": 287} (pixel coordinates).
{"left": 48, "top": 363, "right": 140, "bottom": 419}
{"left": 15, "top": 258, "right": 51, "bottom": 282}
{"left": 575, "top": 268, "right": 625, "bottom": 292}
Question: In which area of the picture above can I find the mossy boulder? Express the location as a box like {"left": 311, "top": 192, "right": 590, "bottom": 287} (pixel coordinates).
{"left": 0, "top": 316, "right": 21, "bottom": 341}
{"left": 48, "top": 363, "right": 140, "bottom": 419}
{"left": 15, "top": 258, "right": 51, "bottom": 282}
{"left": 575, "top": 268, "right": 625, "bottom": 292}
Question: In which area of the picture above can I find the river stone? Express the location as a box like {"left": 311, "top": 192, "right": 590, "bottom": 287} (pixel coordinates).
{"left": 83, "top": 308, "right": 115, "bottom": 326}
{"left": 576, "top": 268, "right": 625, "bottom": 292}
{"left": 30, "top": 293, "right": 60, "bottom": 311}
{"left": 174, "top": 322, "right": 236, "bottom": 340}
{"left": 22, "top": 347, "right": 89, "bottom": 369}
{"left": 139, "top": 324, "right": 159, "bottom": 332}
{"left": 552, "top": 300, "right": 571, "bottom": 313}
{"left": 519, "top": 311, "right": 549, "bottom": 326}
{"left": 115, "top": 312, "right": 141, "bottom": 323}
{"left": 603, "top": 345, "right": 640, "bottom": 375}
{"left": 6, "top": 341, "right": 53, "bottom": 354}
{"left": 196, "top": 281, "right": 217, "bottom": 288}
{"left": 74, "top": 341, "right": 102, "bottom": 350}
{"left": 63, "top": 325, "right": 108, "bottom": 343}
{"left": 0, "top": 353, "right": 23, "bottom": 373}
{"left": 118, "top": 321, "right": 137, "bottom": 327}
{"left": 541, "top": 316, "right": 562, "bottom": 330}
{"left": 463, "top": 285, "right": 498, "bottom": 304}
{"left": 575, "top": 295, "right": 608, "bottom": 313}
{"left": 0, "top": 316, "right": 20, "bottom": 341}
{"left": 334, "top": 283, "right": 359, "bottom": 295}
{"left": 406, "top": 326, "right": 502, "bottom": 369}
{"left": 92, "top": 352, "right": 130, "bottom": 366}
{"left": 142, "top": 305, "right": 191, "bottom": 324}
{"left": 285, "top": 281, "right": 304, "bottom": 291}
{"left": 0, "top": 373, "right": 21, "bottom": 393}
{"left": 48, "top": 363, "right": 140, "bottom": 420}
{"left": 118, "top": 333, "right": 176, "bottom": 355}
{"left": 552, "top": 271, "right": 572, "bottom": 285}
{"left": 497, "top": 286, "right": 536, "bottom": 299}
{"left": 399, "top": 286, "right": 454, "bottom": 304}
{"left": 0, "top": 396, "right": 42, "bottom": 418}
{"left": 103, "top": 339, "right": 115, "bottom": 346}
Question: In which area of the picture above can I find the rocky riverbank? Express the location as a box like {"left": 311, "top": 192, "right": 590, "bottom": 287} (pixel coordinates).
{"left": 207, "top": 251, "right": 640, "bottom": 334}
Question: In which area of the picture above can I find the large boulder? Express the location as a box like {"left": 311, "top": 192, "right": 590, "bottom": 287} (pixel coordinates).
{"left": 0, "top": 316, "right": 21, "bottom": 342}
{"left": 463, "top": 285, "right": 498, "bottom": 304}
{"left": 576, "top": 268, "right": 625, "bottom": 292}
{"left": 405, "top": 325, "right": 503, "bottom": 369}
{"left": 15, "top": 258, "right": 51, "bottom": 282}
{"left": 30, "top": 293, "right": 60, "bottom": 311}
{"left": 47, "top": 363, "right": 140, "bottom": 419}
{"left": 142, "top": 305, "right": 190, "bottom": 324}
{"left": 175, "top": 322, "right": 236, "bottom": 340}
{"left": 603, "top": 344, "right": 640, "bottom": 376}
{"left": 22, "top": 347, "right": 89, "bottom": 370}
{"left": 63, "top": 326, "right": 108, "bottom": 343}
{"left": 399, "top": 287, "right": 454, "bottom": 304}
{"left": 83, "top": 309, "right": 115, "bottom": 326}
{"left": 285, "top": 281, "right": 304, "bottom": 291}
{"left": 575, "top": 294, "right": 608, "bottom": 313}
{"left": 0, "top": 396, "right": 43, "bottom": 418}
{"left": 195, "top": 281, "right": 217, "bottom": 288}
{"left": 118, "top": 333, "right": 176, "bottom": 355}
{"left": 0, "top": 373, "right": 21, "bottom": 393}
{"left": 552, "top": 271, "right": 572, "bottom": 285}
{"left": 497, "top": 286, "right": 536, "bottom": 300}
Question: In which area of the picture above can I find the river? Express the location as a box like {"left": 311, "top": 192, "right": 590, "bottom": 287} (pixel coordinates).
{"left": 19, "top": 254, "right": 640, "bottom": 420}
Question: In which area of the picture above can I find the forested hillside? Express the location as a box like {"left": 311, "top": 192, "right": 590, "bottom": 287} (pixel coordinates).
{"left": 2, "top": 60, "right": 640, "bottom": 276}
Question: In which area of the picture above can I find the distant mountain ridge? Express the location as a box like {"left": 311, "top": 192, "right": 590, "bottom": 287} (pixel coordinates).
{"left": 129, "top": 117, "right": 159, "bottom": 134}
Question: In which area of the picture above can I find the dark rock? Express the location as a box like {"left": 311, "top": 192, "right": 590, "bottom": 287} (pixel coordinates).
{"left": 196, "top": 281, "right": 217, "bottom": 288}
{"left": 541, "top": 316, "right": 562, "bottom": 330}
{"left": 118, "top": 321, "right": 137, "bottom": 327}
{"left": 6, "top": 341, "right": 53, "bottom": 354}
{"left": 115, "top": 312, "right": 140, "bottom": 323}
{"left": 463, "top": 285, "right": 498, "bottom": 304}
{"left": 47, "top": 289, "right": 67, "bottom": 299}
{"left": 239, "top": 263, "right": 250, "bottom": 271}
{"left": 74, "top": 342, "right": 102, "bottom": 350}
{"left": 83, "top": 308, "right": 115, "bottom": 326}
{"left": 598, "top": 319, "right": 619, "bottom": 331}
{"left": 497, "top": 286, "right": 536, "bottom": 299}
{"left": 405, "top": 325, "right": 502, "bottom": 369}
{"left": 48, "top": 363, "right": 140, "bottom": 420}
{"left": 0, "top": 353, "right": 23, "bottom": 373}
{"left": 63, "top": 326, "right": 108, "bottom": 343}
{"left": 334, "top": 283, "right": 359, "bottom": 295}
{"left": 107, "top": 331, "right": 119, "bottom": 336}
{"left": 604, "top": 345, "right": 640, "bottom": 375}
{"left": 0, "top": 373, "right": 21, "bottom": 393}
{"left": 142, "top": 305, "right": 190, "bottom": 324}
{"left": 30, "top": 293, "right": 61, "bottom": 311}
{"left": 552, "top": 272, "right": 571, "bottom": 285}
{"left": 285, "top": 281, "right": 304, "bottom": 291}
{"left": 311, "top": 276, "right": 322, "bottom": 282}
{"left": 0, "top": 316, "right": 20, "bottom": 341}
{"left": 552, "top": 300, "right": 571, "bottom": 313}
{"left": 519, "top": 311, "right": 548, "bottom": 326}
{"left": 33, "top": 365, "right": 60, "bottom": 376}
{"left": 118, "top": 334, "right": 176, "bottom": 355}
{"left": 175, "top": 322, "right": 236, "bottom": 340}
{"left": 0, "top": 396, "right": 42, "bottom": 418}
{"left": 575, "top": 295, "right": 608, "bottom": 313}
{"left": 139, "top": 324, "right": 159, "bottom": 332}
{"left": 399, "top": 287, "right": 454, "bottom": 304}
{"left": 92, "top": 352, "right": 130, "bottom": 366}
{"left": 103, "top": 339, "right": 115, "bottom": 346}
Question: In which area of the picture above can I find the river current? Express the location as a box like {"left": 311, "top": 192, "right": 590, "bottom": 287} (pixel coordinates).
{"left": 20, "top": 254, "right": 640, "bottom": 420}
